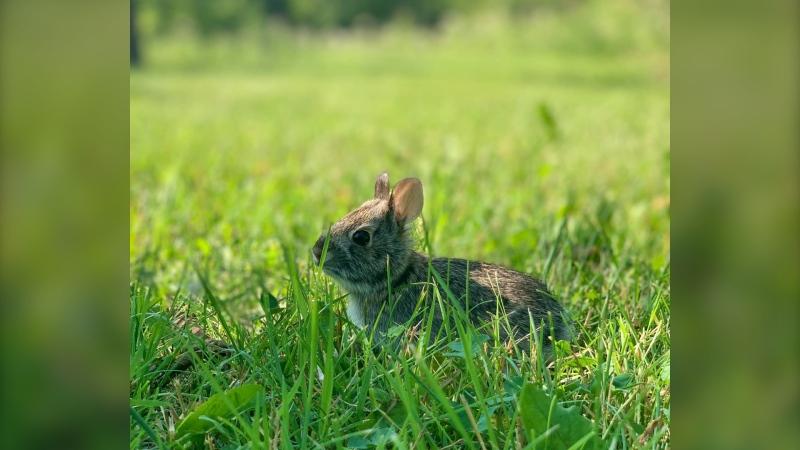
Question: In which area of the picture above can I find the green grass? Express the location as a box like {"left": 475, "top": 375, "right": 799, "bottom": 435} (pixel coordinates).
{"left": 130, "top": 4, "right": 669, "bottom": 448}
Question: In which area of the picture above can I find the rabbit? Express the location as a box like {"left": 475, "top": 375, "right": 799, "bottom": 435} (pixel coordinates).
{"left": 311, "top": 172, "right": 571, "bottom": 354}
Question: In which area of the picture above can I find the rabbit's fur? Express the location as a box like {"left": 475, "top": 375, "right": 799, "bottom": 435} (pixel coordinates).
{"left": 312, "top": 173, "right": 571, "bottom": 352}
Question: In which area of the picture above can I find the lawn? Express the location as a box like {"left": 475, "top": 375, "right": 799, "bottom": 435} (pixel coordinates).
{"left": 130, "top": 3, "right": 669, "bottom": 448}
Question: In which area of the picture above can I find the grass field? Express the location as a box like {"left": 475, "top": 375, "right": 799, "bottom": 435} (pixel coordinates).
{"left": 130, "top": 3, "right": 669, "bottom": 448}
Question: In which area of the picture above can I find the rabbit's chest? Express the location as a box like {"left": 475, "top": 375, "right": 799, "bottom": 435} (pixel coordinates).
{"left": 346, "top": 297, "right": 367, "bottom": 328}
{"left": 345, "top": 288, "right": 421, "bottom": 331}
{"left": 346, "top": 293, "right": 394, "bottom": 329}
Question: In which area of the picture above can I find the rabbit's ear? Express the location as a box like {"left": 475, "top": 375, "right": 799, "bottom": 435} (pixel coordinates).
{"left": 392, "top": 178, "right": 423, "bottom": 223}
{"left": 374, "top": 171, "right": 390, "bottom": 200}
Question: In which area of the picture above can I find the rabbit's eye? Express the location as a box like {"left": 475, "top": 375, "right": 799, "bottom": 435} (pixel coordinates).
{"left": 351, "top": 229, "right": 371, "bottom": 246}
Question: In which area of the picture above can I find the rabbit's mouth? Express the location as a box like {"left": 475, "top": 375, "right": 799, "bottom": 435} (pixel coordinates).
{"left": 312, "top": 242, "right": 336, "bottom": 268}
{"left": 312, "top": 250, "right": 326, "bottom": 265}
{"left": 317, "top": 258, "right": 344, "bottom": 279}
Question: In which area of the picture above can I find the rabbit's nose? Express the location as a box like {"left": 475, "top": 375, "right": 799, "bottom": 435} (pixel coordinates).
{"left": 312, "top": 235, "right": 325, "bottom": 263}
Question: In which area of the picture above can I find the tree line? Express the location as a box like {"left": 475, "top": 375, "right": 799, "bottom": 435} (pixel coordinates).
{"left": 130, "top": 0, "right": 576, "bottom": 65}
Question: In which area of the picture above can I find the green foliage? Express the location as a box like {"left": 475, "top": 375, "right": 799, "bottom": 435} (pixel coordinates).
{"left": 138, "top": 0, "right": 463, "bottom": 37}
{"left": 136, "top": 0, "right": 671, "bottom": 38}
{"left": 518, "top": 383, "right": 600, "bottom": 449}
{"left": 538, "top": 102, "right": 560, "bottom": 141}
{"left": 445, "top": 334, "right": 491, "bottom": 358}
{"left": 175, "top": 384, "right": 264, "bottom": 440}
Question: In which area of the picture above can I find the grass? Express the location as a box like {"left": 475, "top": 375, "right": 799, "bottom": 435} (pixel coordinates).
{"left": 130, "top": 3, "right": 669, "bottom": 448}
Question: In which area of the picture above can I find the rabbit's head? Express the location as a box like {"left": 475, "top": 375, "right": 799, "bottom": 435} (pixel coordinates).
{"left": 312, "top": 172, "right": 423, "bottom": 293}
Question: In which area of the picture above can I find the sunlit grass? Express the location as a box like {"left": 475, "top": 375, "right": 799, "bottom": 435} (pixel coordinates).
{"left": 130, "top": 5, "right": 669, "bottom": 448}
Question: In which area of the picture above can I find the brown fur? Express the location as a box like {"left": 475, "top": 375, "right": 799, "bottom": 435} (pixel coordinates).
{"left": 312, "top": 173, "right": 571, "bottom": 353}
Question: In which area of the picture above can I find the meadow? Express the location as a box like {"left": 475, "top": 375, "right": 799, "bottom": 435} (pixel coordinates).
{"left": 130, "top": 3, "right": 669, "bottom": 448}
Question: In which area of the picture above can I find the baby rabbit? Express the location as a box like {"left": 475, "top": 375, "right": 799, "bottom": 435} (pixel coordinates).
{"left": 312, "top": 172, "right": 571, "bottom": 353}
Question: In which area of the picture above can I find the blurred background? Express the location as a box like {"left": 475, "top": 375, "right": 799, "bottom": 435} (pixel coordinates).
{"left": 3, "top": 0, "right": 799, "bottom": 448}
{"left": 131, "top": 0, "right": 668, "bottom": 67}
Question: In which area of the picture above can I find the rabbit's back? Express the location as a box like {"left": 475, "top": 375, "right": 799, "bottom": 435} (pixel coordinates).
{"left": 428, "top": 257, "right": 571, "bottom": 343}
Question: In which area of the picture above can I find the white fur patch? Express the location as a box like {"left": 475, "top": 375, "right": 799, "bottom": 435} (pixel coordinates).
{"left": 347, "top": 298, "right": 366, "bottom": 328}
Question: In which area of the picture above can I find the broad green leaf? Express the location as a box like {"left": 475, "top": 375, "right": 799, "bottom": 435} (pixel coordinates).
{"left": 504, "top": 374, "right": 525, "bottom": 396}
{"left": 369, "top": 427, "right": 397, "bottom": 445}
{"left": 386, "top": 324, "right": 406, "bottom": 338}
{"left": 518, "top": 383, "right": 600, "bottom": 450}
{"left": 538, "top": 102, "right": 560, "bottom": 140}
{"left": 444, "top": 334, "right": 490, "bottom": 358}
{"left": 475, "top": 404, "right": 501, "bottom": 432}
{"left": 347, "top": 426, "right": 397, "bottom": 448}
{"left": 175, "top": 383, "right": 263, "bottom": 439}
{"left": 661, "top": 354, "right": 671, "bottom": 382}
{"left": 130, "top": 398, "right": 169, "bottom": 408}
{"left": 260, "top": 290, "right": 280, "bottom": 311}
{"left": 346, "top": 436, "right": 371, "bottom": 448}
{"left": 612, "top": 373, "right": 634, "bottom": 390}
